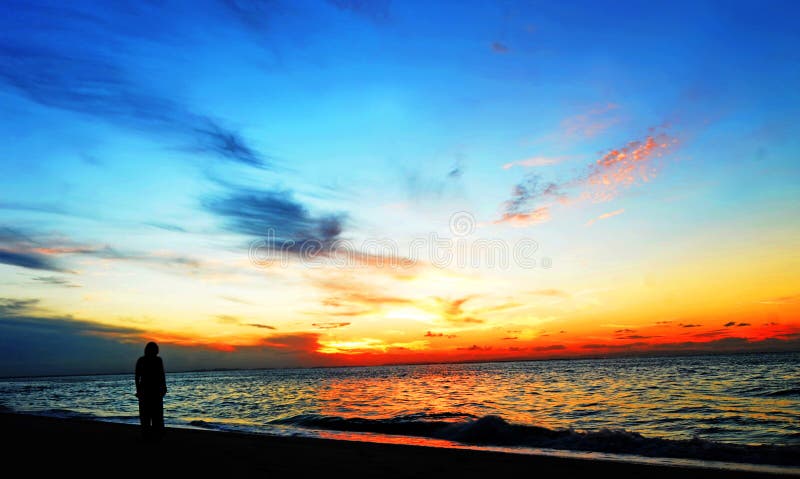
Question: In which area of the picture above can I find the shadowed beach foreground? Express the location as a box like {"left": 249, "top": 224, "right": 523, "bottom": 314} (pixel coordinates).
{"left": 3, "top": 413, "right": 794, "bottom": 478}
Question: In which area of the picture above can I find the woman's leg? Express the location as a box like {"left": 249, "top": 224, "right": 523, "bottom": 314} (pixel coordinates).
{"left": 138, "top": 398, "right": 152, "bottom": 439}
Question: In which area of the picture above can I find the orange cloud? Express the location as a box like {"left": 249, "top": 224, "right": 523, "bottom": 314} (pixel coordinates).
{"left": 497, "top": 128, "right": 676, "bottom": 226}
{"left": 759, "top": 293, "right": 800, "bottom": 305}
{"left": 585, "top": 208, "right": 625, "bottom": 226}
{"left": 586, "top": 133, "right": 676, "bottom": 202}
{"left": 310, "top": 276, "right": 413, "bottom": 318}
{"left": 435, "top": 296, "right": 484, "bottom": 324}
{"left": 495, "top": 206, "right": 551, "bottom": 226}
{"left": 312, "top": 322, "right": 351, "bottom": 329}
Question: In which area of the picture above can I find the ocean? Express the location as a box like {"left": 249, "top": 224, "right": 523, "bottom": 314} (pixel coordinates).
{"left": 1, "top": 352, "right": 798, "bottom": 470}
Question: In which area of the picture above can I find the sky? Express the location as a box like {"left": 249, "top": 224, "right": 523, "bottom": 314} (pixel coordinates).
{"left": 1, "top": 0, "right": 799, "bottom": 376}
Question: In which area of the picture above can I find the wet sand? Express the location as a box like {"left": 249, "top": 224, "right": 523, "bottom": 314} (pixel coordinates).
{"left": 2, "top": 413, "right": 792, "bottom": 478}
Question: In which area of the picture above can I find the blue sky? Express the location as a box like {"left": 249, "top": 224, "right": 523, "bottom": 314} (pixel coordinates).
{"left": 1, "top": 0, "right": 799, "bottom": 375}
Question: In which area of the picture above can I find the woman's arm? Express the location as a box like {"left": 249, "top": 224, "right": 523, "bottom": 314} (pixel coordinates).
{"left": 134, "top": 358, "right": 142, "bottom": 397}
{"left": 160, "top": 358, "right": 167, "bottom": 397}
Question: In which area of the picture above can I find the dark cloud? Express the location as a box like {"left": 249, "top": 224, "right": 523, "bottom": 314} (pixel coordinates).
{"left": 0, "top": 297, "right": 322, "bottom": 376}
{"left": 32, "top": 276, "right": 81, "bottom": 288}
{"left": 326, "top": 0, "right": 391, "bottom": 23}
{"left": 582, "top": 342, "right": 648, "bottom": 350}
{"left": 680, "top": 323, "right": 701, "bottom": 328}
{"left": 457, "top": 344, "right": 491, "bottom": 351}
{"left": 615, "top": 328, "right": 636, "bottom": 333}
{"left": 204, "top": 186, "right": 346, "bottom": 253}
{"left": 0, "top": 298, "right": 40, "bottom": 317}
{"left": 447, "top": 157, "right": 465, "bottom": 179}
{"left": 691, "top": 329, "right": 728, "bottom": 339}
{"left": 491, "top": 42, "right": 509, "bottom": 53}
{"left": 0, "top": 226, "right": 72, "bottom": 272}
{"left": 246, "top": 323, "right": 276, "bottom": 330}
{"left": 533, "top": 344, "right": 566, "bottom": 351}
{"left": 425, "top": 331, "right": 456, "bottom": 338}
{"left": 312, "top": 322, "right": 351, "bottom": 329}
{"left": 1, "top": 226, "right": 207, "bottom": 274}
{"left": 0, "top": 6, "right": 266, "bottom": 168}
{"left": 496, "top": 174, "right": 562, "bottom": 224}
{"left": 216, "top": 314, "right": 276, "bottom": 330}
{"left": 724, "top": 321, "right": 737, "bottom": 327}
{"left": 0, "top": 248, "right": 65, "bottom": 272}
{"left": 145, "top": 222, "right": 187, "bottom": 233}
{"left": 648, "top": 336, "right": 800, "bottom": 355}
{"left": 501, "top": 336, "right": 518, "bottom": 340}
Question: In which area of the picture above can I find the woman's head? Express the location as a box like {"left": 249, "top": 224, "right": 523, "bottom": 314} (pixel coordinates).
{"left": 144, "top": 341, "right": 159, "bottom": 357}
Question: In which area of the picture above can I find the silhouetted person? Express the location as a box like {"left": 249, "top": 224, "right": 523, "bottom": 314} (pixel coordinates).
{"left": 135, "top": 341, "right": 166, "bottom": 440}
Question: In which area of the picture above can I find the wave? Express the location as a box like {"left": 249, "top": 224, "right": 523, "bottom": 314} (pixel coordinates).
{"left": 271, "top": 414, "right": 800, "bottom": 466}
{"left": 188, "top": 420, "right": 222, "bottom": 429}
{"left": 762, "top": 387, "right": 800, "bottom": 397}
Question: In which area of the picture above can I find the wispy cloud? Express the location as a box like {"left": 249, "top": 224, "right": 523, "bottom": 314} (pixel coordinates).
{"left": 502, "top": 156, "right": 565, "bottom": 170}
{"left": 533, "top": 344, "right": 566, "bottom": 352}
{"left": 326, "top": 0, "right": 391, "bottom": 23}
{"left": 585, "top": 208, "right": 625, "bottom": 227}
{"left": 32, "top": 276, "right": 81, "bottom": 288}
{"left": 457, "top": 344, "right": 491, "bottom": 351}
{"left": 311, "top": 277, "right": 412, "bottom": 318}
{"left": 0, "top": 226, "right": 210, "bottom": 275}
{"left": 0, "top": 297, "right": 327, "bottom": 375}
{"left": 425, "top": 331, "right": 457, "bottom": 339}
{"left": 562, "top": 103, "right": 620, "bottom": 139}
{"left": 495, "top": 207, "right": 551, "bottom": 227}
{"left": 0, "top": 298, "right": 41, "bottom": 317}
{"left": 216, "top": 314, "right": 276, "bottom": 330}
{"left": 204, "top": 185, "right": 346, "bottom": 253}
{"left": 435, "top": 296, "right": 483, "bottom": 324}
{"left": 759, "top": 293, "right": 800, "bottom": 305}
{"left": 312, "top": 322, "right": 351, "bottom": 329}
{"left": 145, "top": 222, "right": 187, "bottom": 233}
{"left": 495, "top": 174, "right": 562, "bottom": 226}
{"left": 497, "top": 129, "right": 676, "bottom": 226}
{"left": 403, "top": 162, "right": 464, "bottom": 201}
{"left": 0, "top": 4, "right": 266, "bottom": 168}
{"left": 0, "top": 227, "right": 70, "bottom": 272}
{"left": 530, "top": 289, "right": 570, "bottom": 297}
{"left": 491, "top": 42, "right": 509, "bottom": 54}
{"left": 0, "top": 248, "right": 66, "bottom": 272}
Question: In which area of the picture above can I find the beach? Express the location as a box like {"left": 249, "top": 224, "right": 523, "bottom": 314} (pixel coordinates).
{"left": 3, "top": 413, "right": 793, "bottom": 478}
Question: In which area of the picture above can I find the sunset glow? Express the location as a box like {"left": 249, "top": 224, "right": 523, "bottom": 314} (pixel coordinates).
{"left": 1, "top": 0, "right": 798, "bottom": 376}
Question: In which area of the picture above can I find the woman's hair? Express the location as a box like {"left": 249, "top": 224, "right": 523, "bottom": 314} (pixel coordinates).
{"left": 144, "top": 341, "right": 159, "bottom": 357}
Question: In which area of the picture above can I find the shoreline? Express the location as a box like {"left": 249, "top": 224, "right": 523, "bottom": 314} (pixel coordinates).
{"left": 1, "top": 350, "right": 796, "bottom": 380}
{"left": 3, "top": 413, "right": 797, "bottom": 477}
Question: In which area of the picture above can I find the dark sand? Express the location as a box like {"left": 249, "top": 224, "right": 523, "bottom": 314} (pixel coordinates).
{"left": 2, "top": 413, "right": 793, "bottom": 478}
